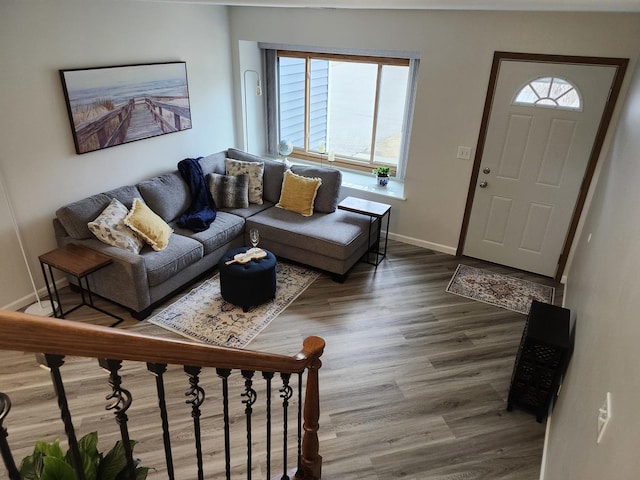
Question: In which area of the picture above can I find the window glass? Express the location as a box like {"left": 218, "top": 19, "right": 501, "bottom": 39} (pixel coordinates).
{"left": 513, "top": 76, "right": 581, "bottom": 110}
{"left": 374, "top": 65, "right": 409, "bottom": 164}
{"left": 309, "top": 59, "right": 329, "bottom": 153}
{"left": 326, "top": 61, "right": 377, "bottom": 162}
{"left": 278, "top": 57, "right": 305, "bottom": 148}
{"left": 274, "top": 51, "right": 415, "bottom": 177}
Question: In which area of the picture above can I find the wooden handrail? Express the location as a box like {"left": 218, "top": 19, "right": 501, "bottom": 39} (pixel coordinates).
{"left": 0, "top": 310, "right": 325, "bottom": 374}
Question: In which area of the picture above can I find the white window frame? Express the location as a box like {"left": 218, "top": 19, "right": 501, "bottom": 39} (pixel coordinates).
{"left": 261, "top": 44, "right": 420, "bottom": 180}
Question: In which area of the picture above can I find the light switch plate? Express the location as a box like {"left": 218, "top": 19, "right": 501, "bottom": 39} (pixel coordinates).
{"left": 457, "top": 146, "right": 471, "bottom": 160}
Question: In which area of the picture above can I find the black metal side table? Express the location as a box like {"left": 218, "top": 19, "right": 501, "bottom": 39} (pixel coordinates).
{"left": 337, "top": 196, "right": 391, "bottom": 266}
{"left": 39, "top": 244, "right": 124, "bottom": 326}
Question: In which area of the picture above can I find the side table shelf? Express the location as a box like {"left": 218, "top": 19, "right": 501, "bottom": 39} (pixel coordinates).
{"left": 39, "top": 244, "right": 124, "bottom": 326}
{"left": 337, "top": 196, "right": 391, "bottom": 266}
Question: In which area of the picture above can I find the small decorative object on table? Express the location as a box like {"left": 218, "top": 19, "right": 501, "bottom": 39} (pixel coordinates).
{"left": 372, "top": 166, "right": 390, "bottom": 187}
{"left": 277, "top": 139, "right": 293, "bottom": 164}
{"left": 249, "top": 227, "right": 260, "bottom": 248}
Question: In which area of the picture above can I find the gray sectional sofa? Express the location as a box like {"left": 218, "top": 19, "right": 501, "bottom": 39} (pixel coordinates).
{"left": 54, "top": 148, "right": 376, "bottom": 319}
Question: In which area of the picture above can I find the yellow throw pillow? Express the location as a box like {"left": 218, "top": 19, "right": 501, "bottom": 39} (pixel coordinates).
{"left": 124, "top": 198, "right": 173, "bottom": 251}
{"left": 276, "top": 170, "right": 322, "bottom": 217}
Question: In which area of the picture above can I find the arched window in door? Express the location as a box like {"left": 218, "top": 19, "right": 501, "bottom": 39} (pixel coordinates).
{"left": 513, "top": 76, "right": 582, "bottom": 110}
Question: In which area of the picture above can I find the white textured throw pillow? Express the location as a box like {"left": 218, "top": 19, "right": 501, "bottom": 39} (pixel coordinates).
{"left": 88, "top": 198, "right": 144, "bottom": 253}
{"left": 225, "top": 158, "right": 264, "bottom": 205}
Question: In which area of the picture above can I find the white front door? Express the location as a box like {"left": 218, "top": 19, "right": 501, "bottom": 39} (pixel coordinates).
{"left": 464, "top": 60, "right": 616, "bottom": 276}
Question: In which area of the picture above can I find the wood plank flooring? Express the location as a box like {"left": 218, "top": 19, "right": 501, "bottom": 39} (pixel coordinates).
{"left": 1, "top": 241, "right": 562, "bottom": 479}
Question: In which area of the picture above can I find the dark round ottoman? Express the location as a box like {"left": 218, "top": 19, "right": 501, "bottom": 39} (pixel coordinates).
{"left": 219, "top": 247, "right": 277, "bottom": 312}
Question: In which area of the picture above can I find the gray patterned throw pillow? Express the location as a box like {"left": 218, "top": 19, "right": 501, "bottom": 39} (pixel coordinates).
{"left": 206, "top": 173, "right": 249, "bottom": 209}
{"left": 225, "top": 158, "right": 264, "bottom": 205}
{"left": 87, "top": 197, "right": 144, "bottom": 253}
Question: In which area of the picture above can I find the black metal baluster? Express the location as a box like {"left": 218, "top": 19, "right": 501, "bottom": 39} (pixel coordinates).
{"left": 296, "top": 371, "right": 303, "bottom": 478}
{"left": 216, "top": 368, "right": 232, "bottom": 480}
{"left": 241, "top": 370, "right": 257, "bottom": 480}
{"left": 99, "top": 359, "right": 135, "bottom": 480}
{"left": 262, "top": 372, "right": 274, "bottom": 479}
{"left": 147, "top": 363, "right": 175, "bottom": 480}
{"left": 37, "top": 354, "right": 85, "bottom": 480}
{"left": 279, "top": 373, "right": 293, "bottom": 480}
{"left": 0, "top": 393, "right": 19, "bottom": 480}
{"left": 184, "top": 366, "right": 205, "bottom": 480}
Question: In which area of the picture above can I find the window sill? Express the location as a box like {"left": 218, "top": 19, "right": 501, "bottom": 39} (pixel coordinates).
{"left": 284, "top": 157, "right": 406, "bottom": 200}
{"left": 340, "top": 169, "right": 406, "bottom": 200}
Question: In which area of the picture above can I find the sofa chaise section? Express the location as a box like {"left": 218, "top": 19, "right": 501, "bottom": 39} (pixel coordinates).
{"left": 245, "top": 207, "right": 375, "bottom": 280}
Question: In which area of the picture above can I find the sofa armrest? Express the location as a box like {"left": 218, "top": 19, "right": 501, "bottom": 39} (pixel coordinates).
{"left": 53, "top": 220, "right": 150, "bottom": 312}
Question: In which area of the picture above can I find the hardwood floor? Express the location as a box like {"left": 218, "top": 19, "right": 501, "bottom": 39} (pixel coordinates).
{"left": 1, "top": 241, "right": 562, "bottom": 479}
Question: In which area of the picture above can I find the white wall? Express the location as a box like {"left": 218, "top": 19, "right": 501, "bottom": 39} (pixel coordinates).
{"left": 0, "top": 0, "right": 236, "bottom": 309}
{"left": 543, "top": 58, "right": 640, "bottom": 479}
{"left": 228, "top": 8, "right": 640, "bottom": 254}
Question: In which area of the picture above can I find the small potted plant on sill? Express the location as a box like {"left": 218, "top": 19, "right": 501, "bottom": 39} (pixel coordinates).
{"left": 372, "top": 166, "right": 391, "bottom": 187}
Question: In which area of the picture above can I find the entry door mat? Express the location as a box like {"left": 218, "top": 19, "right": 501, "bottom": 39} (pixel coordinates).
{"left": 147, "top": 263, "right": 320, "bottom": 348}
{"left": 446, "top": 264, "right": 555, "bottom": 315}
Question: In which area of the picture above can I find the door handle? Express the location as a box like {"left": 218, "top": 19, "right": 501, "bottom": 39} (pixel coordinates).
{"left": 479, "top": 181, "right": 488, "bottom": 188}
{"left": 483, "top": 167, "right": 491, "bottom": 174}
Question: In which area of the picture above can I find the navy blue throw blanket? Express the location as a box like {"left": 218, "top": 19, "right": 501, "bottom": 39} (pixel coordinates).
{"left": 177, "top": 157, "right": 217, "bottom": 232}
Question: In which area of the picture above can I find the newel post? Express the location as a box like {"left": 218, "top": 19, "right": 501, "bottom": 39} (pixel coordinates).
{"left": 296, "top": 337, "right": 324, "bottom": 480}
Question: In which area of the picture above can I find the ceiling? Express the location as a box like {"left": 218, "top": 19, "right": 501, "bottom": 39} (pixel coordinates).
{"left": 153, "top": 0, "right": 640, "bottom": 12}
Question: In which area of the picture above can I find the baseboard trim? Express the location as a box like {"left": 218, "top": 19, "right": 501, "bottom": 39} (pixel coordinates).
{"left": 388, "top": 232, "right": 457, "bottom": 256}
{"left": 1, "top": 278, "right": 68, "bottom": 312}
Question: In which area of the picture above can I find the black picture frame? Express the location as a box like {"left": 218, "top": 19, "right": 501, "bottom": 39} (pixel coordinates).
{"left": 60, "top": 62, "right": 192, "bottom": 154}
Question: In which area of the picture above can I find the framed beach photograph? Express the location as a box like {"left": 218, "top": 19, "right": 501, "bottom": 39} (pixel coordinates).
{"left": 60, "top": 62, "right": 192, "bottom": 154}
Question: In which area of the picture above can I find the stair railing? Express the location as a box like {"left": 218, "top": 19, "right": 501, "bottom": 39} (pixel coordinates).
{"left": 0, "top": 310, "right": 324, "bottom": 480}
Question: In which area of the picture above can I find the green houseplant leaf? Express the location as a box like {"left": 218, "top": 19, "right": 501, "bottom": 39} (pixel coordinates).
{"left": 19, "top": 433, "right": 148, "bottom": 480}
{"left": 18, "top": 450, "right": 44, "bottom": 480}
{"left": 40, "top": 456, "right": 76, "bottom": 480}
{"left": 35, "top": 439, "right": 65, "bottom": 460}
{"left": 74, "top": 431, "right": 101, "bottom": 480}
{"left": 98, "top": 439, "right": 135, "bottom": 480}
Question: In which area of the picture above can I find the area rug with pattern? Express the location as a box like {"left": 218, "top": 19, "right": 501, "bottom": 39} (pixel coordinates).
{"left": 446, "top": 264, "right": 555, "bottom": 315}
{"left": 147, "top": 263, "right": 320, "bottom": 348}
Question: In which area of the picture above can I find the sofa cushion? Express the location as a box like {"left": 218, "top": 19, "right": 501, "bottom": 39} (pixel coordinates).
{"left": 103, "top": 185, "right": 144, "bottom": 209}
{"left": 223, "top": 201, "right": 275, "bottom": 219}
{"left": 276, "top": 170, "right": 322, "bottom": 217}
{"left": 142, "top": 234, "right": 204, "bottom": 287}
{"left": 207, "top": 173, "right": 249, "bottom": 209}
{"left": 227, "top": 148, "right": 286, "bottom": 203}
{"left": 88, "top": 198, "right": 144, "bottom": 253}
{"left": 225, "top": 158, "right": 264, "bottom": 205}
{"left": 199, "top": 151, "right": 227, "bottom": 176}
{"left": 246, "top": 207, "right": 370, "bottom": 261}
{"left": 137, "top": 172, "right": 190, "bottom": 223}
{"left": 290, "top": 165, "right": 342, "bottom": 213}
{"left": 124, "top": 198, "right": 173, "bottom": 251}
{"left": 56, "top": 193, "right": 112, "bottom": 240}
{"left": 172, "top": 211, "right": 245, "bottom": 256}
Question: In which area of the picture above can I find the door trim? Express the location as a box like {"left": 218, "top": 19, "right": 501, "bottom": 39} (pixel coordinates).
{"left": 457, "top": 51, "right": 628, "bottom": 281}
